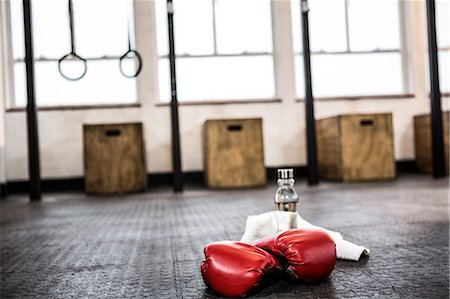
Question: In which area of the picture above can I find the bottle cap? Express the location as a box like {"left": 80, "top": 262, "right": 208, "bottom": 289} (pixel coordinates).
{"left": 277, "top": 168, "right": 294, "bottom": 180}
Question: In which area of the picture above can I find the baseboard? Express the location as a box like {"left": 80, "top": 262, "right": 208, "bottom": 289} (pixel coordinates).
{"left": 396, "top": 160, "right": 418, "bottom": 173}
{"left": 0, "top": 183, "right": 7, "bottom": 199}
{"left": 6, "top": 178, "right": 84, "bottom": 194}
{"left": 147, "top": 171, "right": 203, "bottom": 187}
{"left": 1, "top": 160, "right": 418, "bottom": 196}
{"left": 4, "top": 171, "right": 205, "bottom": 195}
{"left": 266, "top": 166, "right": 307, "bottom": 181}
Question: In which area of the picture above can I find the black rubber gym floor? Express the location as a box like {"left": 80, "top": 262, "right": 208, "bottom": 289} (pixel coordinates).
{"left": 1, "top": 174, "right": 448, "bottom": 298}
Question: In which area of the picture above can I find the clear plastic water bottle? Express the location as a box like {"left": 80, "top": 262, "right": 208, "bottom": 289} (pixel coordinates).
{"left": 274, "top": 169, "right": 299, "bottom": 212}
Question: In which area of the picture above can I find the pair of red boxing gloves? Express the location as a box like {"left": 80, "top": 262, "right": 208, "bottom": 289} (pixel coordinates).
{"left": 201, "top": 228, "right": 336, "bottom": 297}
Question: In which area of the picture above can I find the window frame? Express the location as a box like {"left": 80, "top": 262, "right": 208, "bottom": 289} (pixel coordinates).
{"left": 3, "top": 0, "right": 142, "bottom": 109}
{"left": 1, "top": 0, "right": 432, "bottom": 109}
{"left": 291, "top": 0, "right": 413, "bottom": 100}
{"left": 155, "top": 0, "right": 278, "bottom": 103}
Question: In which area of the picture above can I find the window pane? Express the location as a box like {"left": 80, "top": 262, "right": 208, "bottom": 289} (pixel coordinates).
{"left": 295, "top": 53, "right": 403, "bottom": 97}
{"left": 295, "top": 56, "right": 305, "bottom": 97}
{"left": 11, "top": 0, "right": 70, "bottom": 58}
{"left": 348, "top": 0, "right": 400, "bottom": 51}
{"left": 158, "top": 56, "right": 275, "bottom": 101}
{"left": 10, "top": 0, "right": 25, "bottom": 59}
{"left": 155, "top": 0, "right": 169, "bottom": 56}
{"left": 291, "top": 0, "right": 302, "bottom": 53}
{"left": 13, "top": 63, "right": 27, "bottom": 107}
{"left": 158, "top": 59, "right": 171, "bottom": 101}
{"left": 174, "top": 0, "right": 214, "bottom": 55}
{"left": 32, "top": 0, "right": 70, "bottom": 58}
{"left": 309, "top": 0, "right": 347, "bottom": 52}
{"left": 436, "top": 0, "right": 449, "bottom": 48}
{"left": 14, "top": 61, "right": 137, "bottom": 106}
{"left": 215, "top": 0, "right": 273, "bottom": 54}
{"left": 73, "top": 0, "right": 129, "bottom": 57}
{"left": 439, "top": 51, "right": 449, "bottom": 92}
{"left": 10, "top": 0, "right": 131, "bottom": 59}
{"left": 155, "top": 0, "right": 214, "bottom": 56}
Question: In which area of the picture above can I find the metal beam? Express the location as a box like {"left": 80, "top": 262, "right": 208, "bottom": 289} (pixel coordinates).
{"left": 22, "top": 0, "right": 41, "bottom": 200}
{"left": 167, "top": 0, "right": 183, "bottom": 192}
{"left": 425, "top": 0, "right": 445, "bottom": 178}
{"left": 300, "top": 0, "right": 319, "bottom": 185}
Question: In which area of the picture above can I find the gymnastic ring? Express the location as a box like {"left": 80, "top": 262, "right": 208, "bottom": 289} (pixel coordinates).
{"left": 119, "top": 49, "right": 143, "bottom": 78}
{"left": 58, "top": 53, "right": 87, "bottom": 81}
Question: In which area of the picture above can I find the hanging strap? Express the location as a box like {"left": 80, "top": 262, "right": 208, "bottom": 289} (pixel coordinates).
{"left": 58, "top": 0, "right": 87, "bottom": 81}
{"left": 119, "top": 0, "right": 143, "bottom": 78}
{"left": 68, "top": 0, "right": 75, "bottom": 54}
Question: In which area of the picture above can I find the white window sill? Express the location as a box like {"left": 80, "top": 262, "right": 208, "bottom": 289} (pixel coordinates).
{"left": 295, "top": 94, "right": 415, "bottom": 102}
{"left": 6, "top": 103, "right": 141, "bottom": 112}
{"left": 155, "top": 98, "right": 282, "bottom": 107}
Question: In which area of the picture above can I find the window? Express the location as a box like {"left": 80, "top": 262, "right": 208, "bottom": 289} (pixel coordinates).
{"left": 8, "top": 0, "right": 138, "bottom": 107}
{"left": 436, "top": 0, "right": 449, "bottom": 93}
{"left": 155, "top": 0, "right": 275, "bottom": 102}
{"left": 291, "top": 0, "right": 404, "bottom": 98}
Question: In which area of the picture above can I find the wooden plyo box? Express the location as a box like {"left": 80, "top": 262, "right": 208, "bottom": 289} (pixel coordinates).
{"left": 204, "top": 118, "right": 266, "bottom": 188}
{"left": 83, "top": 123, "right": 147, "bottom": 194}
{"left": 316, "top": 113, "right": 395, "bottom": 181}
{"left": 413, "top": 111, "right": 449, "bottom": 174}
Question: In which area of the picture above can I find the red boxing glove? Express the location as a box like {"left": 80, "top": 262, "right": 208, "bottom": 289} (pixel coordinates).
{"left": 201, "top": 241, "right": 282, "bottom": 297}
{"left": 256, "top": 228, "right": 336, "bottom": 283}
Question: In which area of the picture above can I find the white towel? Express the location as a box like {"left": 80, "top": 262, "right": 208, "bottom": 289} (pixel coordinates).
{"left": 240, "top": 211, "right": 370, "bottom": 261}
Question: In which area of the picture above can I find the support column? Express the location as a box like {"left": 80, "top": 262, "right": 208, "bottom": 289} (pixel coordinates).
{"left": 23, "top": 0, "right": 41, "bottom": 200}
{"left": 300, "top": 0, "right": 319, "bottom": 185}
{"left": 425, "top": 0, "right": 445, "bottom": 178}
{"left": 167, "top": 0, "right": 183, "bottom": 192}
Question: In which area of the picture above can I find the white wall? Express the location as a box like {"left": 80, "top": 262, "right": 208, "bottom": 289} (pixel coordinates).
{"left": 0, "top": 64, "right": 6, "bottom": 184}
{"left": 0, "top": 71, "right": 5, "bottom": 184}
{"left": 0, "top": 1, "right": 8, "bottom": 184}
{"left": 2, "top": 0, "right": 449, "bottom": 181}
